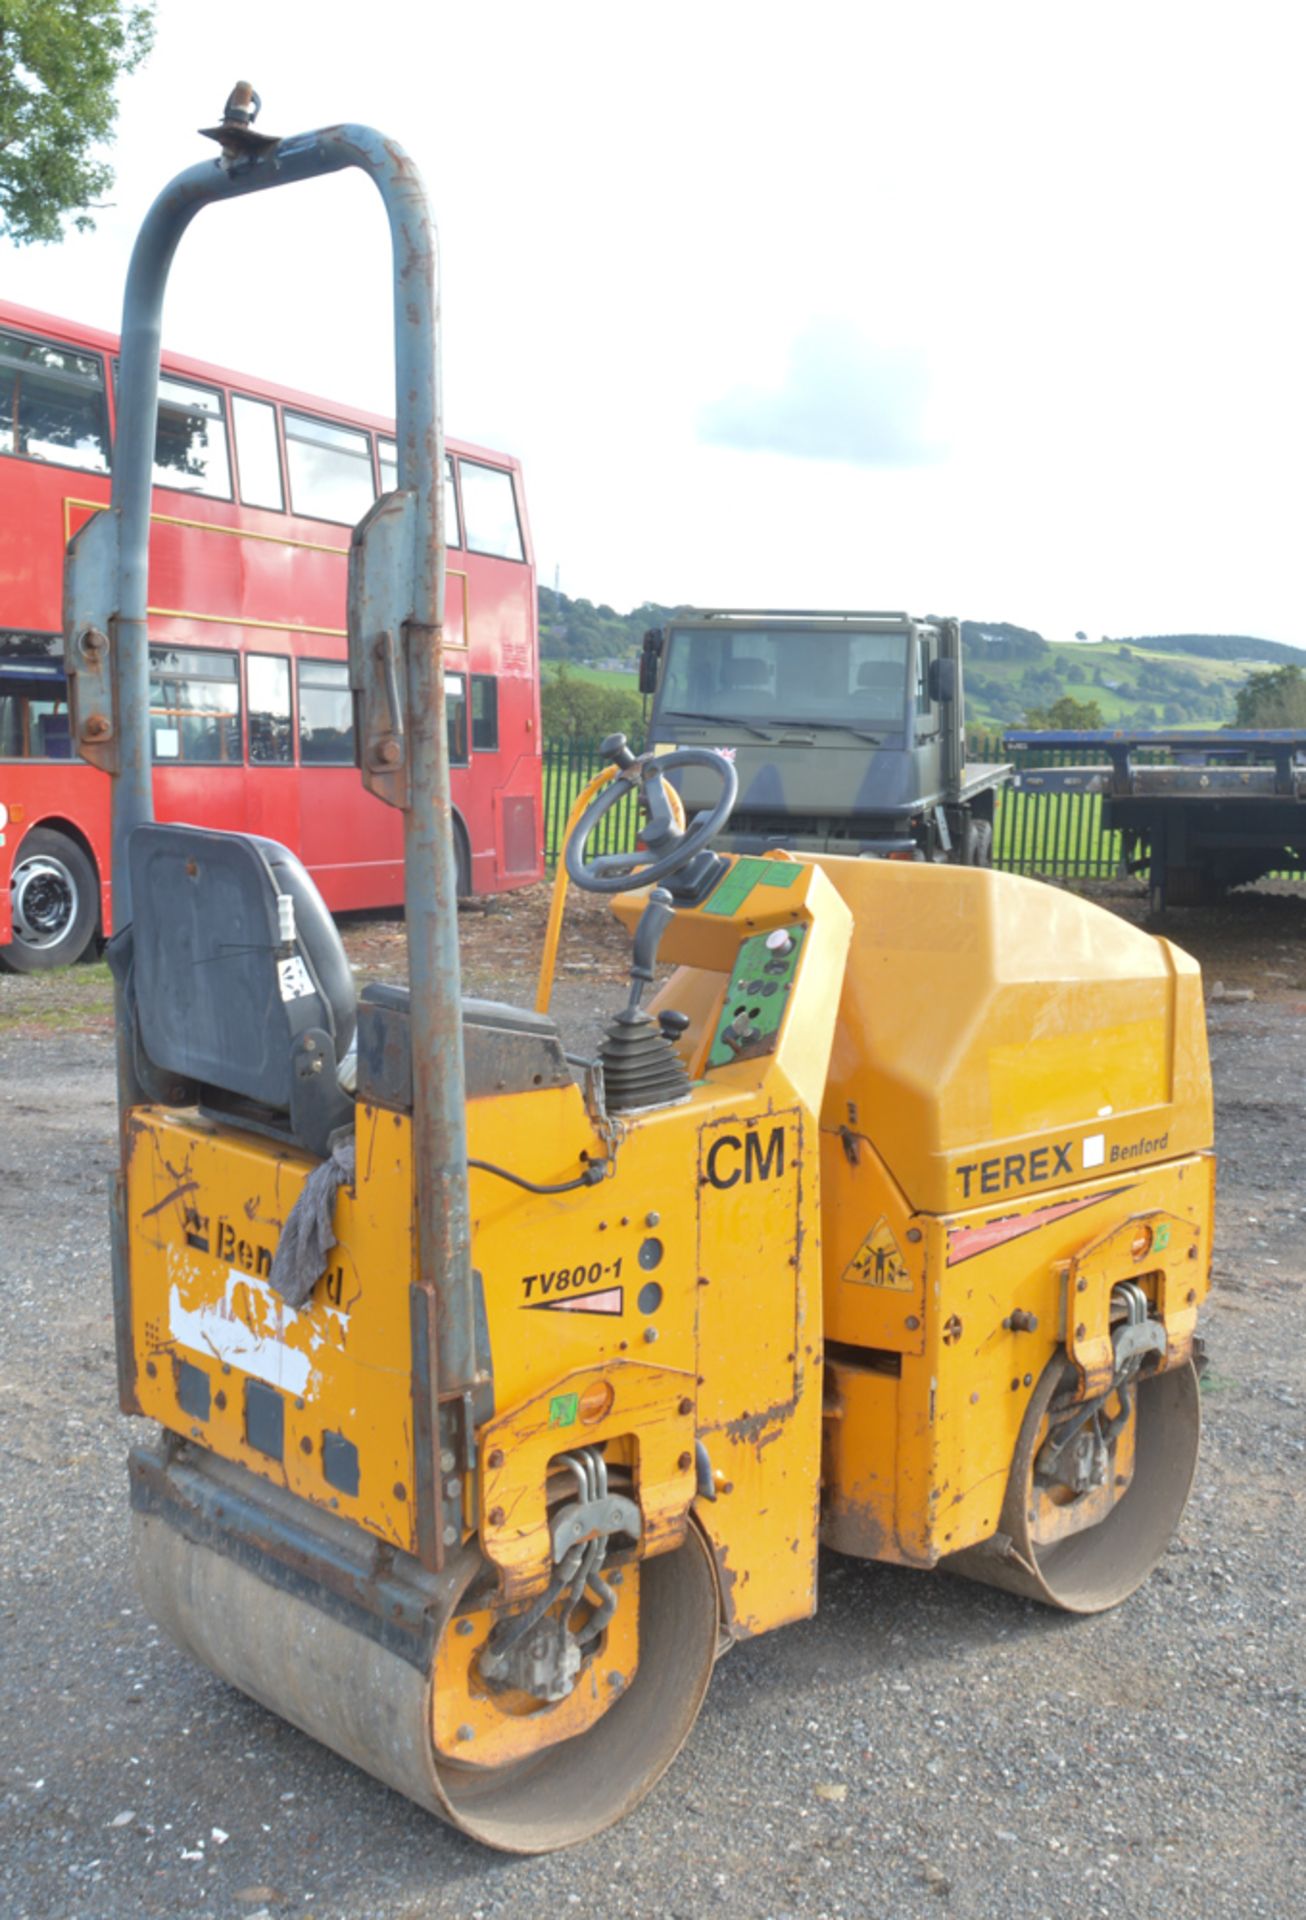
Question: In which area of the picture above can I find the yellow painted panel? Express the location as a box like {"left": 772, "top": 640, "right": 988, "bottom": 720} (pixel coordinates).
{"left": 821, "top": 1133, "right": 926, "bottom": 1356}
{"left": 696, "top": 1109, "right": 804, "bottom": 1420}
{"left": 987, "top": 1013, "right": 1169, "bottom": 1137}
{"left": 432, "top": 1563, "right": 640, "bottom": 1764}
{"left": 817, "top": 1149, "right": 1215, "bottom": 1568}
{"left": 127, "top": 1105, "right": 417, "bottom": 1551}
{"left": 821, "top": 1360, "right": 899, "bottom": 1561}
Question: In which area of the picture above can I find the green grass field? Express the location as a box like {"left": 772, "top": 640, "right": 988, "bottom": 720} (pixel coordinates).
{"left": 543, "top": 663, "right": 642, "bottom": 692}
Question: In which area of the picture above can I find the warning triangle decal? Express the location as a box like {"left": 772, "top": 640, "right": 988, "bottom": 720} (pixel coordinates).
{"left": 527, "top": 1287, "right": 625, "bottom": 1317}
{"left": 841, "top": 1217, "right": 911, "bottom": 1290}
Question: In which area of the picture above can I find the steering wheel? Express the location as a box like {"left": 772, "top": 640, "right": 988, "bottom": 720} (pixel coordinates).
{"left": 564, "top": 734, "right": 738, "bottom": 895}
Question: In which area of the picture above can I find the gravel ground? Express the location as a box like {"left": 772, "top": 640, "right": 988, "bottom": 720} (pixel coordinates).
{"left": 1, "top": 883, "right": 1302, "bottom": 1920}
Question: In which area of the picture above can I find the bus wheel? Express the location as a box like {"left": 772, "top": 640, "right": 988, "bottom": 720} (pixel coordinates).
{"left": 454, "top": 821, "right": 472, "bottom": 900}
{"left": 1, "top": 829, "right": 100, "bottom": 972}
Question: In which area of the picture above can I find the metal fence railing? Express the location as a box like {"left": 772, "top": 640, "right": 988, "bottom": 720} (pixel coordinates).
{"left": 968, "top": 731, "right": 1124, "bottom": 880}
{"left": 543, "top": 734, "right": 1135, "bottom": 883}
{"left": 542, "top": 733, "right": 648, "bottom": 869}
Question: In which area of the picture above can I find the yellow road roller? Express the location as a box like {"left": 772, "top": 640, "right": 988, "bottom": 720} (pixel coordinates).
{"left": 69, "top": 95, "right": 1214, "bottom": 1854}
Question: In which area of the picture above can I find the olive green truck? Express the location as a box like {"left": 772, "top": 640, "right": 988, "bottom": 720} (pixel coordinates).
{"left": 640, "top": 609, "right": 1010, "bottom": 863}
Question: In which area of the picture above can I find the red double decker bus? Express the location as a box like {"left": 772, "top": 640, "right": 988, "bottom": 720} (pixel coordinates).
{"left": 0, "top": 300, "right": 542, "bottom": 970}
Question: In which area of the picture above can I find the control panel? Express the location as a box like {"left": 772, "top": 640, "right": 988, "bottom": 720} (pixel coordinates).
{"left": 706, "top": 925, "right": 806, "bottom": 1068}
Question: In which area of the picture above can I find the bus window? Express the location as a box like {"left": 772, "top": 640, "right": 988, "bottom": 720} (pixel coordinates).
{"left": 298, "top": 659, "right": 355, "bottom": 764}
{"left": 446, "top": 671, "right": 469, "bottom": 766}
{"left": 459, "top": 461, "right": 524, "bottom": 560}
{"left": 149, "top": 647, "right": 241, "bottom": 762}
{"left": 286, "top": 413, "right": 375, "bottom": 524}
{"left": 153, "top": 376, "right": 232, "bottom": 497}
{"left": 0, "top": 325, "right": 110, "bottom": 473}
{"left": 471, "top": 674, "right": 498, "bottom": 752}
{"left": 233, "top": 395, "right": 284, "bottom": 511}
{"left": 379, "top": 439, "right": 461, "bottom": 546}
{"left": 0, "top": 676, "right": 70, "bottom": 758}
{"left": 247, "top": 654, "right": 293, "bottom": 764}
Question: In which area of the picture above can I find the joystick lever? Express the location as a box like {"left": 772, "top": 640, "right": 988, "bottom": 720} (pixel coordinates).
{"left": 624, "top": 887, "right": 676, "bottom": 1018}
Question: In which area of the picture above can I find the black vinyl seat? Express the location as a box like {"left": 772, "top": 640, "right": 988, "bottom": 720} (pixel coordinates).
{"left": 125, "top": 823, "right": 356, "bottom": 1156}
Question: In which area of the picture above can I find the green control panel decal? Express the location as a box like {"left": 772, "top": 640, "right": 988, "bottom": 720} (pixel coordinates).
{"left": 702, "top": 856, "right": 801, "bottom": 917}
{"left": 707, "top": 925, "right": 807, "bottom": 1068}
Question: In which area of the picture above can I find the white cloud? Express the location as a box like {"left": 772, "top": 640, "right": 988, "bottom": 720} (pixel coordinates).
{"left": 700, "top": 323, "right": 942, "bottom": 466}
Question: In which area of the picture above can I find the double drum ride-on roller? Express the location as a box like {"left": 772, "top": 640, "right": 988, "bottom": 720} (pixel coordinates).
{"left": 78, "top": 93, "right": 1215, "bottom": 1854}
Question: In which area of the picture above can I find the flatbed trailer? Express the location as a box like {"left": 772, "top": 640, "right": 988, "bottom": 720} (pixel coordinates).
{"left": 1006, "top": 728, "right": 1306, "bottom": 907}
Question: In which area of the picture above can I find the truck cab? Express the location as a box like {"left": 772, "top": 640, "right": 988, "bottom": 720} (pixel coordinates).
{"left": 641, "top": 609, "right": 1008, "bottom": 863}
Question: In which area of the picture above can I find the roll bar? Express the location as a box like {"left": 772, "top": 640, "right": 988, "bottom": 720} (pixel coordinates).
{"left": 64, "top": 89, "right": 474, "bottom": 1567}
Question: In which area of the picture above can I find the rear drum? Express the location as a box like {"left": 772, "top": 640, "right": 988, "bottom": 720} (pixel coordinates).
{"left": 943, "top": 1357, "right": 1201, "bottom": 1612}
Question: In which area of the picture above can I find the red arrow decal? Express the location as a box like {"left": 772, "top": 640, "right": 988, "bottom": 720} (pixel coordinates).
{"left": 946, "top": 1188, "right": 1132, "bottom": 1266}
{"left": 527, "top": 1286, "right": 625, "bottom": 1316}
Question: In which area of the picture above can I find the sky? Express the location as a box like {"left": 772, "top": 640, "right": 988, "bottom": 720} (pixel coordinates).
{"left": 4, "top": 0, "right": 1303, "bottom": 646}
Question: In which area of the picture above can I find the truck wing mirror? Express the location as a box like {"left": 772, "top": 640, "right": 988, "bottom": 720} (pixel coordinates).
{"left": 639, "top": 628, "right": 664, "bottom": 695}
{"left": 928, "top": 655, "right": 958, "bottom": 703}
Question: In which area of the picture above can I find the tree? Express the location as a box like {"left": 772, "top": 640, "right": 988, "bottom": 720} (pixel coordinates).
{"left": 1233, "top": 663, "right": 1306, "bottom": 728}
{"left": 0, "top": 3, "right": 155, "bottom": 245}
{"left": 1022, "top": 694, "right": 1104, "bottom": 731}
{"left": 540, "top": 662, "right": 644, "bottom": 741}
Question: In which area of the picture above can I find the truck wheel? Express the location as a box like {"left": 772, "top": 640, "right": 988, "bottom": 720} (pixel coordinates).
{"left": 1165, "top": 866, "right": 1222, "bottom": 908}
{"left": 1, "top": 829, "right": 100, "bottom": 972}
{"left": 954, "top": 819, "right": 992, "bottom": 867}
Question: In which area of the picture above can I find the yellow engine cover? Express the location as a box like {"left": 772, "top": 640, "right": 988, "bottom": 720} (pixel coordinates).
{"left": 813, "top": 858, "right": 1212, "bottom": 1218}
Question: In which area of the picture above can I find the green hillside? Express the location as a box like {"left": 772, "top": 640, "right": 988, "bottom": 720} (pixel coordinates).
{"left": 959, "top": 632, "right": 1251, "bottom": 730}
{"left": 539, "top": 592, "right": 1299, "bottom": 733}
{"left": 538, "top": 591, "right": 685, "bottom": 664}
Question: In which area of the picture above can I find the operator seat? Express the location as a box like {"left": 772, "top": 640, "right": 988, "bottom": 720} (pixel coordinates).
{"left": 120, "top": 822, "right": 573, "bottom": 1155}
{"left": 125, "top": 822, "right": 356, "bottom": 1157}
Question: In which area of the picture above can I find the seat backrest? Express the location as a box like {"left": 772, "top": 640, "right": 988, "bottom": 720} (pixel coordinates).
{"left": 724, "top": 657, "right": 771, "bottom": 690}
{"left": 38, "top": 712, "right": 72, "bottom": 758}
{"left": 128, "top": 823, "right": 355, "bottom": 1117}
{"left": 856, "top": 661, "right": 903, "bottom": 693}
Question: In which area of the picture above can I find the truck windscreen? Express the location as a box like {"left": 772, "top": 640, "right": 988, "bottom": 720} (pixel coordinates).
{"left": 658, "top": 627, "right": 910, "bottom": 731}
